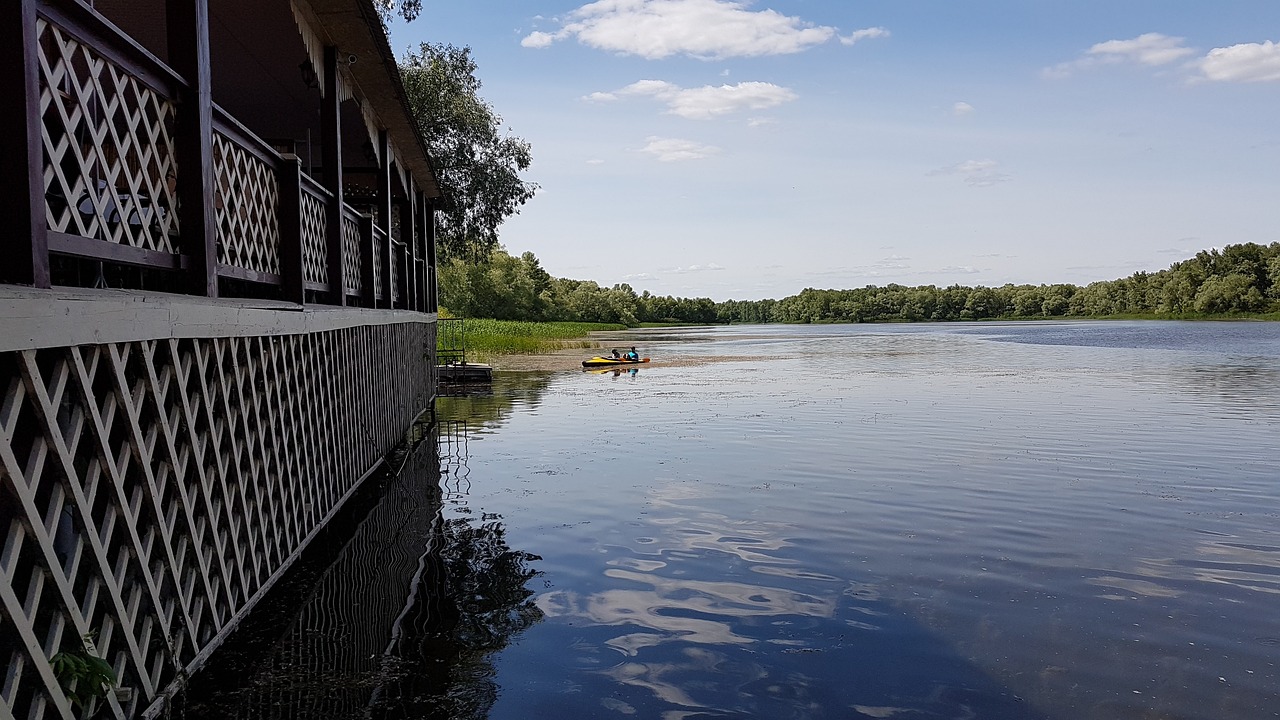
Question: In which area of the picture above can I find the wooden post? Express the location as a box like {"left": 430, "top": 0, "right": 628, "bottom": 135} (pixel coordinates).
{"left": 321, "top": 46, "right": 346, "bottom": 305}
{"left": 277, "top": 157, "right": 305, "bottom": 304}
{"left": 405, "top": 182, "right": 418, "bottom": 311}
{"left": 424, "top": 198, "right": 437, "bottom": 312}
{"left": 377, "top": 129, "right": 393, "bottom": 309}
{"left": 359, "top": 214, "right": 376, "bottom": 307}
{"left": 2, "top": 0, "right": 50, "bottom": 288}
{"left": 167, "top": 0, "right": 218, "bottom": 297}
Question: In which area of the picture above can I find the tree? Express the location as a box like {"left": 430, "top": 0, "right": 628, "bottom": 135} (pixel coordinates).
{"left": 401, "top": 44, "right": 538, "bottom": 260}
{"left": 375, "top": 0, "right": 422, "bottom": 23}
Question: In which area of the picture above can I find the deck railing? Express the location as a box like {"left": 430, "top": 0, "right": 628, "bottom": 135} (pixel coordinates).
{"left": 17, "top": 0, "right": 436, "bottom": 313}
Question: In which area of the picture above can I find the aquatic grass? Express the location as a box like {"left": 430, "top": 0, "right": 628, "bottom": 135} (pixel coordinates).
{"left": 441, "top": 319, "right": 627, "bottom": 360}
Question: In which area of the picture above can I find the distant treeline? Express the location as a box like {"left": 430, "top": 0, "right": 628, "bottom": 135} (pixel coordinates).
{"left": 440, "top": 242, "right": 1280, "bottom": 325}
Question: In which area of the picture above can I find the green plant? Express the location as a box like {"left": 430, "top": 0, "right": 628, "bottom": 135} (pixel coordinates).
{"left": 51, "top": 637, "right": 116, "bottom": 709}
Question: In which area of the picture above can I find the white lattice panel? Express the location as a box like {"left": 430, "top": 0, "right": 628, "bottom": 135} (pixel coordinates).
{"left": 213, "top": 133, "right": 281, "bottom": 276}
{"left": 38, "top": 18, "right": 180, "bottom": 254}
{"left": 341, "top": 212, "right": 361, "bottom": 295}
{"left": 2, "top": 322, "right": 434, "bottom": 719}
{"left": 300, "top": 190, "right": 328, "bottom": 287}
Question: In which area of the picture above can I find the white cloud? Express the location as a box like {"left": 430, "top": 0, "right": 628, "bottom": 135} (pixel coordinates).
{"left": 521, "top": 0, "right": 844, "bottom": 60}
{"left": 667, "top": 263, "right": 727, "bottom": 273}
{"left": 586, "top": 158, "right": 605, "bottom": 165}
{"left": 952, "top": 101, "right": 974, "bottom": 117}
{"left": 746, "top": 117, "right": 777, "bottom": 128}
{"left": 1090, "top": 33, "right": 1195, "bottom": 66}
{"left": 639, "top": 136, "right": 721, "bottom": 162}
{"left": 1043, "top": 33, "right": 1194, "bottom": 78}
{"left": 587, "top": 80, "right": 797, "bottom": 119}
{"left": 840, "top": 26, "right": 889, "bottom": 46}
{"left": 928, "top": 159, "right": 1012, "bottom": 187}
{"left": 1197, "top": 40, "right": 1280, "bottom": 82}
{"left": 521, "top": 30, "right": 557, "bottom": 49}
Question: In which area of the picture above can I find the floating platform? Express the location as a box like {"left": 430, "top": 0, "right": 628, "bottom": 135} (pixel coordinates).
{"left": 438, "top": 361, "right": 493, "bottom": 383}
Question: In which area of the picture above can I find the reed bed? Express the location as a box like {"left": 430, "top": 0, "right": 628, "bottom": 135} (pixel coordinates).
{"left": 443, "top": 319, "right": 627, "bottom": 359}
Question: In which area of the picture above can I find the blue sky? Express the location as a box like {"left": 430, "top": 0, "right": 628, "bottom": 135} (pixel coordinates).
{"left": 389, "top": 1, "right": 1280, "bottom": 300}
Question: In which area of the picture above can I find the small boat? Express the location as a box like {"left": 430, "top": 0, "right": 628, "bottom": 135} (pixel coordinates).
{"left": 582, "top": 356, "right": 650, "bottom": 368}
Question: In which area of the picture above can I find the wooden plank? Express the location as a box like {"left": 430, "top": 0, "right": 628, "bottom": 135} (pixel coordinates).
{"left": 0, "top": 286, "right": 433, "bottom": 353}
{"left": 48, "top": 232, "right": 187, "bottom": 271}
{"left": 215, "top": 264, "right": 284, "bottom": 286}
{"left": 0, "top": 0, "right": 49, "bottom": 288}
{"left": 167, "top": 0, "right": 218, "bottom": 297}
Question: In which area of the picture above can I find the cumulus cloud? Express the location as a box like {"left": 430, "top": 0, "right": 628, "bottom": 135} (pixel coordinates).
{"left": 840, "top": 26, "right": 889, "bottom": 46}
{"left": 1196, "top": 40, "right": 1280, "bottom": 82}
{"left": 639, "top": 136, "right": 721, "bottom": 162}
{"left": 928, "top": 159, "right": 1012, "bottom": 187}
{"left": 1043, "top": 33, "right": 1194, "bottom": 78}
{"left": 587, "top": 79, "right": 797, "bottom": 119}
{"left": 952, "top": 101, "right": 974, "bottom": 116}
{"left": 521, "top": 0, "right": 864, "bottom": 60}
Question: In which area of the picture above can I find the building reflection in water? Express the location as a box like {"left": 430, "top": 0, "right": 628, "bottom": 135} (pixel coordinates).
{"left": 186, "top": 419, "right": 543, "bottom": 719}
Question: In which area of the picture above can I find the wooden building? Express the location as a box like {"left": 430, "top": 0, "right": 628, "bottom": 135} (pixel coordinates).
{"left": 1, "top": 0, "right": 442, "bottom": 717}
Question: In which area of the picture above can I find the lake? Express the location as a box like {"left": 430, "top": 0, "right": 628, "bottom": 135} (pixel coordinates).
{"left": 192, "top": 321, "right": 1280, "bottom": 719}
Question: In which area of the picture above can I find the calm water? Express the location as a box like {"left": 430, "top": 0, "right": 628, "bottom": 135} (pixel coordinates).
{"left": 195, "top": 321, "right": 1280, "bottom": 719}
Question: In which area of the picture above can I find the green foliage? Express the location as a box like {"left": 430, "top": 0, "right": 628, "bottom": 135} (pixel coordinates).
{"left": 716, "top": 242, "right": 1280, "bottom": 324}
{"left": 443, "top": 318, "right": 626, "bottom": 360}
{"left": 51, "top": 640, "right": 115, "bottom": 708}
{"left": 400, "top": 44, "right": 537, "bottom": 261}
{"left": 439, "top": 248, "right": 719, "bottom": 326}
{"left": 441, "top": 243, "right": 1279, "bottom": 328}
{"left": 373, "top": 0, "right": 421, "bottom": 22}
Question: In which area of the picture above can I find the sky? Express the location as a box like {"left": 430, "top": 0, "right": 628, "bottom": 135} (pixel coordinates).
{"left": 388, "top": 1, "right": 1280, "bottom": 301}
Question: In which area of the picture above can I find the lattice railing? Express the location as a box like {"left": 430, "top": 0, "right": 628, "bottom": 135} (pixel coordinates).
{"left": 341, "top": 208, "right": 362, "bottom": 296}
{"left": 213, "top": 130, "right": 281, "bottom": 277}
{"left": 38, "top": 16, "right": 180, "bottom": 254}
{"left": 1, "top": 321, "right": 434, "bottom": 719}
{"left": 372, "top": 226, "right": 385, "bottom": 301}
{"left": 300, "top": 181, "right": 329, "bottom": 289}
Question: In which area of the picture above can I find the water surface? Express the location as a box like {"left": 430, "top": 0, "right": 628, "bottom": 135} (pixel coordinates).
{"left": 200, "top": 321, "right": 1280, "bottom": 719}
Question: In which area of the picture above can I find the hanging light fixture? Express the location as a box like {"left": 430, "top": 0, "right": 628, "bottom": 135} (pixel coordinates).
{"left": 298, "top": 60, "right": 319, "bottom": 90}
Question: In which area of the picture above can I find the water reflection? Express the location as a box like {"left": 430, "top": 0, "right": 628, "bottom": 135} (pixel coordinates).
{"left": 521, "top": 487, "right": 1039, "bottom": 719}
{"left": 185, "top": 420, "right": 543, "bottom": 719}
{"left": 586, "top": 367, "right": 641, "bottom": 379}
{"left": 435, "top": 372, "right": 555, "bottom": 431}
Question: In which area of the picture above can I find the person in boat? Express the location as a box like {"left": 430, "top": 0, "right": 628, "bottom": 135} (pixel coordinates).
{"left": 611, "top": 348, "right": 621, "bottom": 359}
{"left": 626, "top": 347, "right": 639, "bottom": 361}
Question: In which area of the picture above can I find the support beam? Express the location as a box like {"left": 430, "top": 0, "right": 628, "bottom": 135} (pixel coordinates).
{"left": 405, "top": 180, "right": 418, "bottom": 311}
{"left": 1, "top": 0, "right": 50, "bottom": 288}
{"left": 424, "top": 198, "right": 437, "bottom": 312}
{"left": 321, "top": 46, "right": 346, "bottom": 305}
{"left": 377, "top": 130, "right": 393, "bottom": 309}
{"left": 359, "top": 214, "right": 376, "bottom": 307}
{"left": 278, "top": 157, "right": 306, "bottom": 304}
{"left": 167, "top": 0, "right": 218, "bottom": 297}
